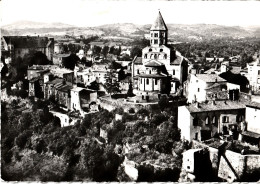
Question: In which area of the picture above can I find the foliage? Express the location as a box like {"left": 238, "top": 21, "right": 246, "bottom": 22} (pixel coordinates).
{"left": 104, "top": 70, "right": 121, "bottom": 95}
{"left": 62, "top": 54, "right": 79, "bottom": 70}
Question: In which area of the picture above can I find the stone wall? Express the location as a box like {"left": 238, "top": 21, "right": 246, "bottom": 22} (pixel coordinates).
{"left": 192, "top": 140, "right": 260, "bottom": 182}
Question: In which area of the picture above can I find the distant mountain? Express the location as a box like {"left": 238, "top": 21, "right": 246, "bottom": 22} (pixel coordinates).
{"left": 2, "top": 20, "right": 75, "bottom": 30}
{"left": 2, "top": 21, "right": 260, "bottom": 41}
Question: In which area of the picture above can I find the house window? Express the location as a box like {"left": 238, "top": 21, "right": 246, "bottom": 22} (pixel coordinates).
{"left": 198, "top": 88, "right": 200, "bottom": 92}
{"left": 137, "top": 69, "right": 139, "bottom": 74}
{"left": 146, "top": 78, "right": 149, "bottom": 85}
{"left": 205, "top": 116, "right": 210, "bottom": 125}
{"left": 212, "top": 116, "right": 217, "bottom": 124}
{"left": 193, "top": 117, "right": 198, "bottom": 126}
{"left": 222, "top": 116, "right": 229, "bottom": 123}
{"left": 173, "top": 70, "right": 175, "bottom": 75}
{"left": 151, "top": 33, "right": 153, "bottom": 37}
{"left": 140, "top": 78, "right": 142, "bottom": 84}
{"left": 258, "top": 70, "right": 260, "bottom": 75}
{"left": 154, "top": 33, "right": 158, "bottom": 37}
{"left": 155, "top": 79, "right": 157, "bottom": 85}
{"left": 154, "top": 40, "right": 158, "bottom": 44}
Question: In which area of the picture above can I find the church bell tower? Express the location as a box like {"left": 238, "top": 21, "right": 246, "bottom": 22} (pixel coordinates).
{"left": 150, "top": 10, "right": 168, "bottom": 47}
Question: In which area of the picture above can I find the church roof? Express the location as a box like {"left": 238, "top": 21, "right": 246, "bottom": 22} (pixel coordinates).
{"left": 134, "top": 57, "right": 142, "bottom": 64}
{"left": 144, "top": 60, "right": 163, "bottom": 67}
{"left": 150, "top": 11, "right": 168, "bottom": 31}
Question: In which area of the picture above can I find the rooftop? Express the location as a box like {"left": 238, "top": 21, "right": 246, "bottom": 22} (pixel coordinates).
{"left": 144, "top": 60, "right": 163, "bottom": 67}
{"left": 194, "top": 74, "right": 226, "bottom": 83}
{"left": 186, "top": 100, "right": 245, "bottom": 113}
{"left": 134, "top": 57, "right": 142, "bottom": 64}
{"left": 171, "top": 56, "right": 183, "bottom": 65}
{"left": 138, "top": 73, "right": 167, "bottom": 78}
{"left": 246, "top": 101, "right": 260, "bottom": 110}
{"left": 150, "top": 11, "right": 168, "bottom": 31}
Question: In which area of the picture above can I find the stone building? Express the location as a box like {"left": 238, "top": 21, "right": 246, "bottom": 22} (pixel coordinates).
{"left": 178, "top": 100, "right": 245, "bottom": 142}
{"left": 245, "top": 58, "right": 260, "bottom": 92}
{"left": 241, "top": 102, "right": 260, "bottom": 147}
{"left": 131, "top": 11, "right": 188, "bottom": 101}
{"left": 184, "top": 74, "right": 227, "bottom": 103}
{"left": 1, "top": 36, "right": 54, "bottom": 61}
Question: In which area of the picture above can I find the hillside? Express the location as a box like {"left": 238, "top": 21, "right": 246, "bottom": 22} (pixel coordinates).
{"left": 2, "top": 21, "right": 260, "bottom": 41}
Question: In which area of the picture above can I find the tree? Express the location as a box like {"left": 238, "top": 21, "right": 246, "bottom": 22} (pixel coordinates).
{"left": 158, "top": 96, "right": 169, "bottom": 111}
{"left": 104, "top": 70, "right": 121, "bottom": 97}
{"left": 131, "top": 46, "right": 142, "bottom": 58}
{"left": 102, "top": 46, "right": 109, "bottom": 57}
{"left": 127, "top": 82, "right": 134, "bottom": 97}
{"left": 62, "top": 54, "right": 79, "bottom": 70}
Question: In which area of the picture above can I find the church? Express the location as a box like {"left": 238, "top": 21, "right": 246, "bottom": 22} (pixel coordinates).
{"left": 131, "top": 11, "right": 188, "bottom": 101}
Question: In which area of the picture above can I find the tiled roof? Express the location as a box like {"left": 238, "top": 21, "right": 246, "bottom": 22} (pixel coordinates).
{"left": 57, "top": 84, "right": 73, "bottom": 92}
{"left": 186, "top": 100, "right": 245, "bottom": 113}
{"left": 195, "top": 74, "right": 226, "bottom": 83}
{"left": 53, "top": 53, "right": 70, "bottom": 58}
{"left": 242, "top": 131, "right": 260, "bottom": 138}
{"left": 150, "top": 11, "right": 167, "bottom": 31}
{"left": 3, "top": 36, "right": 52, "bottom": 48}
{"left": 134, "top": 57, "right": 142, "bottom": 64}
{"left": 246, "top": 101, "right": 260, "bottom": 110}
{"left": 138, "top": 73, "right": 167, "bottom": 78}
{"left": 171, "top": 56, "right": 182, "bottom": 65}
{"left": 45, "top": 78, "right": 63, "bottom": 85}
{"left": 144, "top": 60, "right": 163, "bottom": 67}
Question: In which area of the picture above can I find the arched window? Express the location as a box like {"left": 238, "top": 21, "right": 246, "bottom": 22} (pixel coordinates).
{"left": 149, "top": 70, "right": 151, "bottom": 74}
{"left": 150, "top": 54, "right": 153, "bottom": 59}
{"left": 172, "top": 69, "right": 175, "bottom": 75}
{"left": 164, "top": 54, "right": 167, "bottom": 59}
{"left": 144, "top": 54, "right": 147, "bottom": 58}
{"left": 205, "top": 116, "right": 210, "bottom": 125}
{"left": 146, "top": 78, "right": 149, "bottom": 85}
{"left": 160, "top": 49, "right": 163, "bottom": 52}
{"left": 149, "top": 48, "right": 152, "bottom": 52}
{"left": 154, "top": 54, "right": 157, "bottom": 59}
{"left": 137, "top": 69, "right": 139, "bottom": 74}
{"left": 155, "top": 79, "right": 158, "bottom": 85}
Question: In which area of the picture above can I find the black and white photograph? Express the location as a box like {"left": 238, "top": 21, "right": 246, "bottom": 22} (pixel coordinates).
{"left": 1, "top": 0, "right": 260, "bottom": 182}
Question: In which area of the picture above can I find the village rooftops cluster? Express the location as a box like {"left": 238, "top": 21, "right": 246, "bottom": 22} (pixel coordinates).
{"left": 194, "top": 74, "right": 227, "bottom": 83}
{"left": 186, "top": 100, "right": 246, "bottom": 113}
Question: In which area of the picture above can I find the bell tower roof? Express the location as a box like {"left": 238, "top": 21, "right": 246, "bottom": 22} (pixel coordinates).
{"left": 150, "top": 11, "right": 168, "bottom": 31}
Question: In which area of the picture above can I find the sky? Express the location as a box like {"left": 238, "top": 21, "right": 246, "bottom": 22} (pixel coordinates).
{"left": 1, "top": 0, "right": 260, "bottom": 27}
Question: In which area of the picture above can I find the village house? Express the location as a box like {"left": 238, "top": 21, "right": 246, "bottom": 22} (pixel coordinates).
{"left": 1, "top": 36, "right": 54, "bottom": 61}
{"left": 178, "top": 100, "right": 245, "bottom": 142}
{"left": 184, "top": 74, "right": 238, "bottom": 103}
{"left": 241, "top": 102, "right": 260, "bottom": 147}
{"left": 245, "top": 58, "right": 260, "bottom": 92}
{"left": 130, "top": 11, "right": 188, "bottom": 101}
{"left": 53, "top": 53, "right": 70, "bottom": 67}
{"left": 27, "top": 65, "right": 74, "bottom": 98}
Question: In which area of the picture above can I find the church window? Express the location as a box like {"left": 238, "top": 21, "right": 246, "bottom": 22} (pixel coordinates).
{"left": 150, "top": 54, "right": 153, "bottom": 59}
{"left": 160, "top": 49, "right": 163, "bottom": 52}
{"left": 154, "top": 33, "right": 158, "bottom": 37}
{"left": 149, "top": 48, "right": 152, "bottom": 52}
{"left": 154, "top": 40, "right": 158, "bottom": 44}
{"left": 146, "top": 78, "right": 149, "bottom": 85}
{"left": 154, "top": 54, "right": 157, "bottom": 59}
{"left": 144, "top": 54, "right": 147, "bottom": 58}
{"left": 164, "top": 54, "right": 167, "bottom": 59}
{"left": 205, "top": 116, "right": 210, "bottom": 125}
